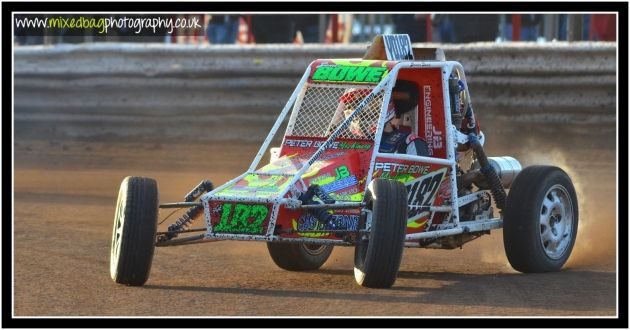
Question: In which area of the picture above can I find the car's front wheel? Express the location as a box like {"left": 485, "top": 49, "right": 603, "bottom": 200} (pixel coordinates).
{"left": 110, "top": 176, "right": 158, "bottom": 286}
{"left": 354, "top": 179, "right": 407, "bottom": 288}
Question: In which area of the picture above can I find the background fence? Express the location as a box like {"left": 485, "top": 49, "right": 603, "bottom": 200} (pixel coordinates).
{"left": 14, "top": 42, "right": 616, "bottom": 143}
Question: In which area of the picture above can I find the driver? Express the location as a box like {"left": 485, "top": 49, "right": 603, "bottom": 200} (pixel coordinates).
{"left": 378, "top": 80, "right": 430, "bottom": 156}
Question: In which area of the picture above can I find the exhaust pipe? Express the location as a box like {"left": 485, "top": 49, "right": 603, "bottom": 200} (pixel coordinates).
{"left": 486, "top": 156, "right": 522, "bottom": 189}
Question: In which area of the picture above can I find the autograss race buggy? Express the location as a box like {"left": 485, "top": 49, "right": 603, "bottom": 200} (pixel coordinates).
{"left": 110, "top": 35, "right": 579, "bottom": 288}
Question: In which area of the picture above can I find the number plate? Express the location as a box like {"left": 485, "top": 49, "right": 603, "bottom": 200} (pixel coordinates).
{"left": 209, "top": 202, "right": 271, "bottom": 235}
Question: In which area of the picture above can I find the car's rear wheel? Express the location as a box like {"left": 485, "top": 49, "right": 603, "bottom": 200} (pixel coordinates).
{"left": 354, "top": 179, "right": 407, "bottom": 288}
{"left": 267, "top": 242, "right": 334, "bottom": 271}
{"left": 110, "top": 176, "right": 158, "bottom": 286}
{"left": 503, "top": 166, "right": 578, "bottom": 272}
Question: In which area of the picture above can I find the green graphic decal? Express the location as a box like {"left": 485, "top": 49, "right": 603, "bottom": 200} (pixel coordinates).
{"left": 336, "top": 141, "right": 372, "bottom": 150}
{"left": 310, "top": 174, "right": 335, "bottom": 186}
{"left": 335, "top": 165, "right": 350, "bottom": 180}
{"left": 243, "top": 174, "right": 283, "bottom": 188}
{"left": 329, "top": 191, "right": 364, "bottom": 202}
{"left": 312, "top": 65, "right": 388, "bottom": 83}
{"left": 215, "top": 173, "right": 292, "bottom": 198}
{"left": 214, "top": 203, "right": 269, "bottom": 234}
{"left": 379, "top": 172, "right": 416, "bottom": 183}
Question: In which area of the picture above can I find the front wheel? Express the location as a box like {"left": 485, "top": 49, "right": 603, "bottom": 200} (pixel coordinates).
{"left": 354, "top": 179, "right": 408, "bottom": 288}
{"left": 267, "top": 242, "right": 334, "bottom": 271}
{"left": 503, "top": 166, "right": 578, "bottom": 273}
{"left": 110, "top": 176, "right": 158, "bottom": 286}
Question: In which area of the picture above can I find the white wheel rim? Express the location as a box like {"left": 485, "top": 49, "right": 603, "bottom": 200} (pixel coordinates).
{"left": 110, "top": 180, "right": 128, "bottom": 277}
{"left": 539, "top": 184, "right": 574, "bottom": 260}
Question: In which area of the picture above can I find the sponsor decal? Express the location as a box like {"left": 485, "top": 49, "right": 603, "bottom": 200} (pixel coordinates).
{"left": 284, "top": 139, "right": 372, "bottom": 151}
{"left": 312, "top": 65, "right": 388, "bottom": 83}
{"left": 374, "top": 162, "right": 431, "bottom": 182}
{"left": 335, "top": 165, "right": 350, "bottom": 180}
{"left": 213, "top": 203, "right": 269, "bottom": 234}
{"left": 284, "top": 139, "right": 314, "bottom": 148}
{"left": 291, "top": 213, "right": 360, "bottom": 237}
{"left": 328, "top": 191, "right": 363, "bottom": 202}
{"left": 405, "top": 167, "right": 448, "bottom": 226}
{"left": 321, "top": 175, "right": 358, "bottom": 194}
{"left": 423, "top": 85, "right": 443, "bottom": 154}
{"left": 375, "top": 162, "right": 430, "bottom": 175}
{"left": 336, "top": 141, "right": 372, "bottom": 150}
{"left": 383, "top": 34, "right": 414, "bottom": 61}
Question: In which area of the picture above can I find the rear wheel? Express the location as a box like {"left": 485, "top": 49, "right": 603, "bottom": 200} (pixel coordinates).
{"left": 503, "top": 166, "right": 578, "bottom": 272}
{"left": 354, "top": 179, "right": 407, "bottom": 288}
{"left": 110, "top": 176, "right": 158, "bottom": 286}
{"left": 267, "top": 242, "right": 334, "bottom": 271}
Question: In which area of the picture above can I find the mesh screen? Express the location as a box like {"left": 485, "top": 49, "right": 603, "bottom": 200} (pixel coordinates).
{"left": 288, "top": 84, "right": 386, "bottom": 140}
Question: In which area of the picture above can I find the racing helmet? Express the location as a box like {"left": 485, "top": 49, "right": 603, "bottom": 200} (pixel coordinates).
{"left": 339, "top": 88, "right": 374, "bottom": 137}
{"left": 342, "top": 94, "right": 398, "bottom": 137}
{"left": 391, "top": 80, "right": 419, "bottom": 116}
{"left": 388, "top": 80, "right": 419, "bottom": 125}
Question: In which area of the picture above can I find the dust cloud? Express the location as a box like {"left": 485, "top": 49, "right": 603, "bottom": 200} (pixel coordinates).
{"left": 519, "top": 146, "right": 617, "bottom": 270}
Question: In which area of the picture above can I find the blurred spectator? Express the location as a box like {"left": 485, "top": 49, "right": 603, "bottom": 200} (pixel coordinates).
{"left": 206, "top": 14, "right": 241, "bottom": 44}
{"left": 590, "top": 14, "right": 616, "bottom": 41}
{"left": 431, "top": 14, "right": 456, "bottom": 43}
{"left": 392, "top": 14, "right": 427, "bottom": 42}
{"left": 583, "top": 14, "right": 591, "bottom": 40}
{"left": 450, "top": 14, "right": 499, "bottom": 43}
{"left": 557, "top": 14, "right": 568, "bottom": 40}
{"left": 501, "top": 14, "right": 542, "bottom": 41}
{"left": 521, "top": 14, "right": 542, "bottom": 40}
{"left": 294, "top": 14, "right": 323, "bottom": 43}
{"left": 250, "top": 15, "right": 295, "bottom": 43}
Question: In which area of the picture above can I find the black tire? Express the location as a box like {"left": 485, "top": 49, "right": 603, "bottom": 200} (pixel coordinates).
{"left": 110, "top": 176, "right": 158, "bottom": 286}
{"left": 267, "top": 242, "right": 334, "bottom": 271}
{"left": 503, "top": 166, "right": 578, "bottom": 273}
{"left": 354, "top": 179, "right": 407, "bottom": 288}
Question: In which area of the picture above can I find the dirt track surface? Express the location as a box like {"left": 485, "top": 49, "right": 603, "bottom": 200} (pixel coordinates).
{"left": 13, "top": 120, "right": 617, "bottom": 317}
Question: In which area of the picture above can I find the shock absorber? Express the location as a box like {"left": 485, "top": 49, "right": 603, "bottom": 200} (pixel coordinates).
{"left": 468, "top": 133, "right": 506, "bottom": 209}
{"left": 160, "top": 180, "right": 214, "bottom": 241}
{"left": 165, "top": 206, "right": 203, "bottom": 239}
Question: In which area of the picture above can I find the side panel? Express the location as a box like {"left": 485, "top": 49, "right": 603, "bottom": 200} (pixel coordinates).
{"left": 396, "top": 68, "right": 447, "bottom": 159}
{"left": 279, "top": 136, "right": 374, "bottom": 201}
{"left": 372, "top": 156, "right": 452, "bottom": 233}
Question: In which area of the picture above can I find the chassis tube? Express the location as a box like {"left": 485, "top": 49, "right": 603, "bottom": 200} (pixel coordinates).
{"left": 159, "top": 202, "right": 202, "bottom": 208}
{"left": 292, "top": 202, "right": 365, "bottom": 210}
{"left": 405, "top": 218, "right": 503, "bottom": 241}
{"left": 155, "top": 234, "right": 207, "bottom": 246}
